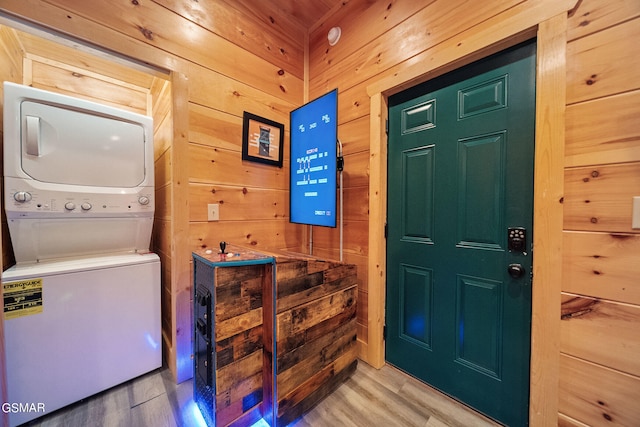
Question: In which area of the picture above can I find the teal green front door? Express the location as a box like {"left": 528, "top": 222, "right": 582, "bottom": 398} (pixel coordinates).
{"left": 386, "top": 41, "right": 536, "bottom": 426}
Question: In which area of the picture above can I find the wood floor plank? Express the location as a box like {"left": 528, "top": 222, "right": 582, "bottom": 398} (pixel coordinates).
{"left": 27, "top": 362, "right": 499, "bottom": 427}
{"left": 130, "top": 393, "right": 177, "bottom": 427}
{"left": 130, "top": 369, "right": 171, "bottom": 407}
{"left": 396, "top": 374, "right": 498, "bottom": 427}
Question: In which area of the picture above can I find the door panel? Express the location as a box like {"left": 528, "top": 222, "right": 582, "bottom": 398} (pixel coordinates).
{"left": 386, "top": 40, "right": 536, "bottom": 426}
{"left": 399, "top": 264, "right": 433, "bottom": 348}
{"left": 402, "top": 146, "right": 435, "bottom": 241}
{"left": 457, "top": 132, "right": 505, "bottom": 248}
{"left": 455, "top": 274, "right": 503, "bottom": 377}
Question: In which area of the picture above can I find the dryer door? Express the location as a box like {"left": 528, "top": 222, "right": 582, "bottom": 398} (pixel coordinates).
{"left": 20, "top": 101, "right": 146, "bottom": 188}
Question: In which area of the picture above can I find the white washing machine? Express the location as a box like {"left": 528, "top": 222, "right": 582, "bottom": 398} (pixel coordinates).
{"left": 3, "top": 254, "right": 161, "bottom": 426}
{"left": 2, "top": 82, "right": 162, "bottom": 426}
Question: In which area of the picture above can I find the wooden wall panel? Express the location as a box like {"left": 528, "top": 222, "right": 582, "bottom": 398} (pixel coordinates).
{"left": 29, "top": 59, "right": 148, "bottom": 114}
{"left": 308, "top": 1, "right": 429, "bottom": 69}
{"left": 561, "top": 294, "right": 640, "bottom": 377}
{"left": 558, "top": 413, "right": 591, "bottom": 427}
{"left": 189, "top": 184, "right": 289, "bottom": 223}
{"left": 567, "top": 0, "right": 640, "bottom": 42}
{"left": 0, "top": 26, "right": 22, "bottom": 92}
{"left": 154, "top": 0, "right": 304, "bottom": 79}
{"left": 189, "top": 103, "right": 243, "bottom": 152}
{"left": 217, "top": 0, "right": 306, "bottom": 52}
{"left": 187, "top": 62, "right": 294, "bottom": 125}
{"left": 245, "top": 0, "right": 332, "bottom": 33}
{"left": 310, "top": 220, "right": 368, "bottom": 258}
{"left": 189, "top": 221, "right": 302, "bottom": 254}
{"left": 153, "top": 148, "right": 171, "bottom": 196}
{"left": 339, "top": 151, "right": 370, "bottom": 189}
{"left": 16, "top": 30, "right": 163, "bottom": 87}
{"left": 43, "top": 0, "right": 302, "bottom": 105}
{"left": 335, "top": 82, "right": 371, "bottom": 125}
{"left": 563, "top": 231, "right": 640, "bottom": 305}
{"left": 566, "top": 18, "right": 640, "bottom": 105}
{"left": 310, "top": 0, "right": 522, "bottom": 95}
{"left": 189, "top": 143, "right": 289, "bottom": 190}
{"left": 559, "top": 354, "right": 640, "bottom": 427}
{"left": 343, "top": 186, "right": 369, "bottom": 222}
{"left": 150, "top": 76, "right": 174, "bottom": 375}
{"left": 561, "top": 2, "right": 640, "bottom": 425}
{"left": 150, "top": 77, "right": 172, "bottom": 122}
{"left": 1, "top": 0, "right": 188, "bottom": 73}
{"left": 564, "top": 163, "right": 640, "bottom": 233}
{"left": 339, "top": 115, "right": 370, "bottom": 154}
{"left": 565, "top": 90, "right": 640, "bottom": 167}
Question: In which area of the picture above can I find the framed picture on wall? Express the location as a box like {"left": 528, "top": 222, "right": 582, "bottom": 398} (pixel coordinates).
{"left": 242, "top": 111, "right": 284, "bottom": 168}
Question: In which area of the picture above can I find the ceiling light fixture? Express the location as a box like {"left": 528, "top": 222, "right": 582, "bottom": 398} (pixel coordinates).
{"left": 328, "top": 26, "right": 341, "bottom": 46}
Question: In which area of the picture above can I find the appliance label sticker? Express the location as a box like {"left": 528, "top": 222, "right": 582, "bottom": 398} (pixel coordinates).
{"left": 3, "top": 278, "right": 43, "bottom": 320}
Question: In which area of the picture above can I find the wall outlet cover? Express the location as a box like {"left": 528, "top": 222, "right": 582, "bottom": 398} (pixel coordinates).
{"left": 208, "top": 204, "right": 219, "bottom": 221}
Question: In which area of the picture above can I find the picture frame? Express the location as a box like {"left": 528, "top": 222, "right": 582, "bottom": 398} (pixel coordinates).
{"left": 242, "top": 111, "right": 284, "bottom": 168}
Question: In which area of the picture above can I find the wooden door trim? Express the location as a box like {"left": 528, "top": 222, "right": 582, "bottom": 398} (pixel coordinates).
{"left": 366, "top": 2, "right": 575, "bottom": 425}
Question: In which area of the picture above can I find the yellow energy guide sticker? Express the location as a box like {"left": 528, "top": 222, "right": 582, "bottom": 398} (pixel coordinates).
{"left": 3, "top": 278, "right": 43, "bottom": 320}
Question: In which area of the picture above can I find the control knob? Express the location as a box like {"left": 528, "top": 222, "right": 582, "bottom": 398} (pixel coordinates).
{"left": 81, "top": 202, "right": 92, "bottom": 211}
{"left": 64, "top": 202, "right": 76, "bottom": 211}
{"left": 13, "top": 191, "right": 32, "bottom": 203}
{"left": 138, "top": 196, "right": 150, "bottom": 205}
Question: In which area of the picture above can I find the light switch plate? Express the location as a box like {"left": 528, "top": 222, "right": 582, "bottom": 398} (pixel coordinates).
{"left": 208, "top": 203, "right": 219, "bottom": 221}
{"left": 633, "top": 197, "right": 640, "bottom": 229}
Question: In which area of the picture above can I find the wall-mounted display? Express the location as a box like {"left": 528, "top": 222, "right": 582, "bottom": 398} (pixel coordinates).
{"left": 242, "top": 112, "right": 284, "bottom": 167}
{"left": 289, "top": 89, "right": 338, "bottom": 228}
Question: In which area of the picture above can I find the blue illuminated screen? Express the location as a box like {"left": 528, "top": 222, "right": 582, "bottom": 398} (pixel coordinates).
{"left": 290, "top": 89, "right": 338, "bottom": 227}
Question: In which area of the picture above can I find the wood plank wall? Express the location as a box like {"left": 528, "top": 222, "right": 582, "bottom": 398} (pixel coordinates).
{"left": 0, "top": 0, "right": 307, "bottom": 384}
{"left": 559, "top": 1, "right": 640, "bottom": 426}
{"left": 149, "top": 75, "right": 174, "bottom": 374}
{"left": 308, "top": 0, "right": 639, "bottom": 425}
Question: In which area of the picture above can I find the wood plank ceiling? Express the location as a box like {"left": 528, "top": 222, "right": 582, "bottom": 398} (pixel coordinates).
{"left": 235, "top": 0, "right": 343, "bottom": 29}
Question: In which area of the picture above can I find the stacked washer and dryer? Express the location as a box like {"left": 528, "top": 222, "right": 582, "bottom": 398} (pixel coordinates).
{"left": 2, "top": 82, "right": 161, "bottom": 427}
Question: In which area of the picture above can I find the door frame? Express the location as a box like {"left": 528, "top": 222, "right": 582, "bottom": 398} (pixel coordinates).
{"left": 365, "top": 3, "right": 576, "bottom": 425}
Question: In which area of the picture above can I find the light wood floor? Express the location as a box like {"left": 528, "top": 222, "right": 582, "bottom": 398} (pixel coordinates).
{"left": 26, "top": 362, "right": 500, "bottom": 427}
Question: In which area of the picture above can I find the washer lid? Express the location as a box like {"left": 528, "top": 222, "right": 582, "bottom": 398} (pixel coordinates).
{"left": 20, "top": 100, "right": 146, "bottom": 188}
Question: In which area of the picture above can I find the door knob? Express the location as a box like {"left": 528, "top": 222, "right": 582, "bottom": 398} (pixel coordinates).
{"left": 508, "top": 263, "right": 525, "bottom": 279}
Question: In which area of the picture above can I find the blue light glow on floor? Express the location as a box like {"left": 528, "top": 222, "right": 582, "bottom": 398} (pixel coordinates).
{"left": 186, "top": 400, "right": 270, "bottom": 427}
{"left": 182, "top": 400, "right": 207, "bottom": 427}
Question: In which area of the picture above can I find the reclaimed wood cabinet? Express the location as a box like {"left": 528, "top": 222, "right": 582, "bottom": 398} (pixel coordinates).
{"left": 193, "top": 245, "right": 357, "bottom": 427}
{"left": 193, "top": 247, "right": 275, "bottom": 427}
